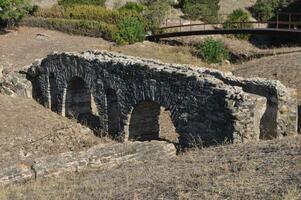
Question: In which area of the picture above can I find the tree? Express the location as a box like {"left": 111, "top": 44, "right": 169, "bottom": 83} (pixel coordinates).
{"left": 0, "top": 0, "right": 32, "bottom": 27}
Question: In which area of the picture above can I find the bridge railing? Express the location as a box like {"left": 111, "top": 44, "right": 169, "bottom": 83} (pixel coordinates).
{"left": 155, "top": 12, "right": 301, "bottom": 34}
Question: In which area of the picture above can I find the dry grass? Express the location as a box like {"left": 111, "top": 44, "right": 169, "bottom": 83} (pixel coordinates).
{"left": 233, "top": 52, "right": 301, "bottom": 104}
{"left": 0, "top": 136, "right": 300, "bottom": 200}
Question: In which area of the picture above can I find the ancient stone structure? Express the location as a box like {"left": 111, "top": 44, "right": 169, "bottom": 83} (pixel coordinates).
{"left": 26, "top": 51, "right": 298, "bottom": 146}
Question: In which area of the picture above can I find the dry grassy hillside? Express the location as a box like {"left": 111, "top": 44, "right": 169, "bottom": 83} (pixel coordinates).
{"left": 0, "top": 94, "right": 110, "bottom": 168}
{"left": 233, "top": 52, "right": 301, "bottom": 103}
{"left": 1, "top": 135, "right": 300, "bottom": 199}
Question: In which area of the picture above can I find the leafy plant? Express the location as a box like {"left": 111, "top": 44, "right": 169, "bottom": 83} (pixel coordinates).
{"left": 0, "top": 0, "right": 32, "bottom": 27}
{"left": 223, "top": 9, "right": 252, "bottom": 40}
{"left": 196, "top": 38, "right": 229, "bottom": 64}
{"left": 113, "top": 17, "right": 145, "bottom": 45}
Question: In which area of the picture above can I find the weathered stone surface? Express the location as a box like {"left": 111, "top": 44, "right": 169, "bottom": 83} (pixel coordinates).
{"left": 0, "top": 67, "right": 32, "bottom": 98}
{"left": 25, "top": 50, "right": 297, "bottom": 145}
{"left": 0, "top": 141, "right": 176, "bottom": 186}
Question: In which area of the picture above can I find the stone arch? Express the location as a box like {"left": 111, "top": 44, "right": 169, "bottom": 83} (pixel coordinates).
{"left": 106, "top": 88, "right": 120, "bottom": 138}
{"left": 127, "top": 100, "right": 179, "bottom": 142}
{"left": 49, "top": 73, "right": 59, "bottom": 112}
{"left": 65, "top": 76, "right": 100, "bottom": 130}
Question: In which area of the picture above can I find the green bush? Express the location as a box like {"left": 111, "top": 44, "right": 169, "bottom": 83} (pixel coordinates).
{"left": 223, "top": 9, "right": 252, "bottom": 40}
{"left": 251, "top": 0, "right": 297, "bottom": 21}
{"left": 64, "top": 5, "right": 145, "bottom": 24}
{"left": 251, "top": 0, "right": 280, "bottom": 21}
{"left": 21, "top": 17, "right": 117, "bottom": 40}
{"left": 58, "top": 0, "right": 106, "bottom": 7}
{"left": 182, "top": 0, "right": 220, "bottom": 22}
{"left": 0, "top": 0, "right": 33, "bottom": 27}
{"left": 113, "top": 17, "right": 145, "bottom": 45}
{"left": 118, "top": 2, "right": 148, "bottom": 14}
{"left": 197, "top": 38, "right": 229, "bottom": 64}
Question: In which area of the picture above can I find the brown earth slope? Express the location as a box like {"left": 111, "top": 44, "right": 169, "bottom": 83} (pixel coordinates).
{"left": 0, "top": 94, "right": 108, "bottom": 169}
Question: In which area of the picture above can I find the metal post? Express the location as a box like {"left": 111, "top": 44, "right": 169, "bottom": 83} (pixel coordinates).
{"left": 276, "top": 13, "right": 279, "bottom": 29}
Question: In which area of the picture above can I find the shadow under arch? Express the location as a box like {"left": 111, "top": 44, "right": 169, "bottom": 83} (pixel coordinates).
{"left": 65, "top": 76, "right": 100, "bottom": 130}
{"left": 128, "top": 100, "right": 180, "bottom": 143}
{"left": 106, "top": 88, "right": 121, "bottom": 139}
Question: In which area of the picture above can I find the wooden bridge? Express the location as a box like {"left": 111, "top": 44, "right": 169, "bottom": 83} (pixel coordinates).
{"left": 146, "top": 12, "right": 301, "bottom": 41}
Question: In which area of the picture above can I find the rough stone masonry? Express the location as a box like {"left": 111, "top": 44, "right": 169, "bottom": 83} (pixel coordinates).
{"left": 25, "top": 50, "right": 298, "bottom": 146}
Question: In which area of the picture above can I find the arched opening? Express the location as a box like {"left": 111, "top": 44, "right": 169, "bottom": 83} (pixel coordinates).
{"left": 49, "top": 73, "right": 59, "bottom": 112}
{"left": 106, "top": 88, "right": 120, "bottom": 138}
{"left": 128, "top": 101, "right": 179, "bottom": 142}
{"left": 65, "top": 76, "right": 100, "bottom": 130}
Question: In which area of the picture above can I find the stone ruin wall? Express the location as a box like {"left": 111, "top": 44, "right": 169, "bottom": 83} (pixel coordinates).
{"left": 10, "top": 50, "right": 297, "bottom": 146}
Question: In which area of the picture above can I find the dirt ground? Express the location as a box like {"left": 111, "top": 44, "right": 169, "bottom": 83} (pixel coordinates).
{"left": 0, "top": 27, "right": 205, "bottom": 71}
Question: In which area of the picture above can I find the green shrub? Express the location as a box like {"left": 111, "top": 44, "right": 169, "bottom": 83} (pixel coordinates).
{"left": 251, "top": 0, "right": 297, "bottom": 21}
{"left": 223, "top": 9, "right": 252, "bottom": 40}
{"left": 63, "top": 5, "right": 150, "bottom": 30}
{"left": 0, "top": 0, "right": 33, "bottom": 27}
{"left": 58, "top": 0, "right": 106, "bottom": 7}
{"left": 251, "top": 0, "right": 280, "bottom": 21}
{"left": 197, "top": 38, "right": 229, "bottom": 64}
{"left": 21, "top": 17, "right": 117, "bottom": 40}
{"left": 118, "top": 2, "right": 148, "bottom": 14}
{"left": 113, "top": 17, "right": 145, "bottom": 45}
{"left": 182, "top": 0, "right": 220, "bottom": 23}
